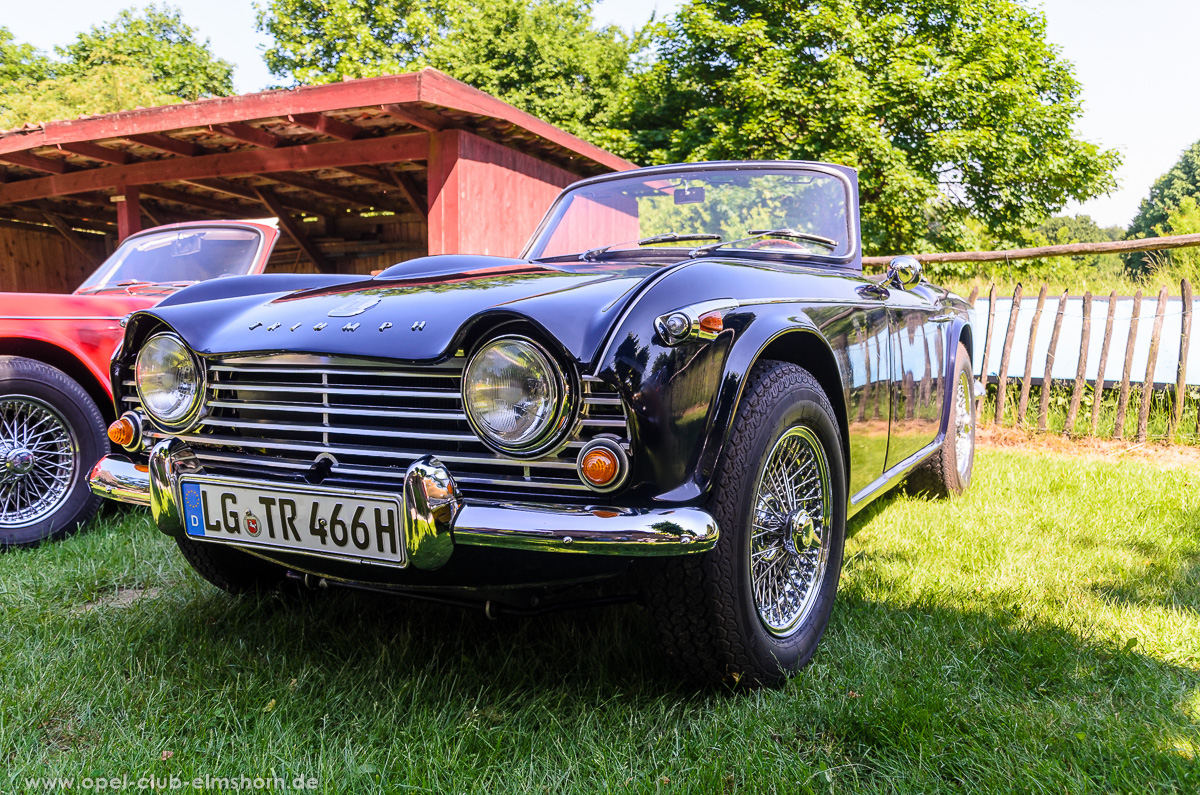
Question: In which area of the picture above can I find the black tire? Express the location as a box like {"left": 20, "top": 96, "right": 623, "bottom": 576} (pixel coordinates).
{"left": 905, "top": 342, "right": 975, "bottom": 498}
{"left": 175, "top": 535, "right": 287, "bottom": 594}
{"left": 0, "top": 356, "right": 108, "bottom": 548}
{"left": 640, "top": 360, "right": 847, "bottom": 687}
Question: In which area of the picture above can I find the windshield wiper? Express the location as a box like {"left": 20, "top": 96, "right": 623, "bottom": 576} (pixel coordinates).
{"left": 581, "top": 232, "right": 721, "bottom": 262}
{"left": 690, "top": 228, "right": 839, "bottom": 257}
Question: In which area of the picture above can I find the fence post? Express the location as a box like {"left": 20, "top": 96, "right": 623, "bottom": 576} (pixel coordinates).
{"left": 1064, "top": 292, "right": 1093, "bottom": 436}
{"left": 1039, "top": 291, "right": 1068, "bottom": 431}
{"left": 1018, "top": 284, "right": 1048, "bottom": 426}
{"left": 994, "top": 284, "right": 1023, "bottom": 425}
{"left": 1137, "top": 285, "right": 1169, "bottom": 442}
{"left": 1091, "top": 291, "right": 1118, "bottom": 437}
{"left": 978, "top": 283, "right": 997, "bottom": 419}
{"left": 1114, "top": 290, "right": 1143, "bottom": 439}
{"left": 1171, "top": 278, "right": 1193, "bottom": 442}
{"left": 967, "top": 285, "right": 979, "bottom": 305}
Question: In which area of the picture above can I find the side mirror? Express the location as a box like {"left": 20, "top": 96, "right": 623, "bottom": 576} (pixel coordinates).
{"left": 886, "top": 256, "right": 923, "bottom": 289}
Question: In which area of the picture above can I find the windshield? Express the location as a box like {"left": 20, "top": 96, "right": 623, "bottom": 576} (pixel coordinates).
{"left": 524, "top": 166, "right": 853, "bottom": 261}
{"left": 75, "top": 227, "right": 263, "bottom": 293}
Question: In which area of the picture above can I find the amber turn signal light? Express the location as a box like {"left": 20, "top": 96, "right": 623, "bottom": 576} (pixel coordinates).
{"left": 107, "top": 413, "right": 141, "bottom": 449}
{"left": 580, "top": 448, "right": 619, "bottom": 487}
{"left": 698, "top": 311, "right": 724, "bottom": 334}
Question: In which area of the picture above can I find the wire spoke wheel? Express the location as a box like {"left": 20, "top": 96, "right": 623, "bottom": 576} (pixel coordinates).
{"left": 954, "top": 369, "right": 974, "bottom": 479}
{"left": 750, "top": 425, "right": 832, "bottom": 637}
{"left": 0, "top": 396, "right": 78, "bottom": 529}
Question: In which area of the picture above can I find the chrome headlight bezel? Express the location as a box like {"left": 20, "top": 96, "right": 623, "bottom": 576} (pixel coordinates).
{"left": 462, "top": 335, "right": 575, "bottom": 458}
{"left": 134, "top": 332, "right": 206, "bottom": 431}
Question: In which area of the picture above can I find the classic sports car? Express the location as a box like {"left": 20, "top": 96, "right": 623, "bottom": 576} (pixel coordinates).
{"left": 90, "top": 161, "right": 975, "bottom": 685}
{"left": 0, "top": 221, "right": 279, "bottom": 546}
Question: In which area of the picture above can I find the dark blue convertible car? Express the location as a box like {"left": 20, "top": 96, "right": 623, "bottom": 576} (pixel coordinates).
{"left": 91, "top": 161, "right": 976, "bottom": 686}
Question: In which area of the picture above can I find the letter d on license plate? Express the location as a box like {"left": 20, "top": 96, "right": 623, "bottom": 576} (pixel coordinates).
{"left": 180, "top": 476, "right": 406, "bottom": 567}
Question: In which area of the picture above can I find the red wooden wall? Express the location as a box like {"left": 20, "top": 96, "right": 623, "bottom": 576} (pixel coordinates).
{"left": 427, "top": 130, "right": 581, "bottom": 258}
{"left": 0, "top": 223, "right": 104, "bottom": 293}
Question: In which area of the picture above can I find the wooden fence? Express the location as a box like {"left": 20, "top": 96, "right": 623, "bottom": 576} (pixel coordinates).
{"left": 970, "top": 280, "right": 1196, "bottom": 443}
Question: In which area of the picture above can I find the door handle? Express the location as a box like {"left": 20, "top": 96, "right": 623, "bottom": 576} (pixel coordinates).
{"left": 930, "top": 314, "right": 954, "bottom": 323}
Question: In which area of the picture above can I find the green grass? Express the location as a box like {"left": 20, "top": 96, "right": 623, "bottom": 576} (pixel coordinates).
{"left": 2, "top": 449, "right": 1198, "bottom": 793}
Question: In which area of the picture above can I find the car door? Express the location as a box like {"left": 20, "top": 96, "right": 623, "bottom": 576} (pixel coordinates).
{"left": 884, "top": 287, "right": 946, "bottom": 470}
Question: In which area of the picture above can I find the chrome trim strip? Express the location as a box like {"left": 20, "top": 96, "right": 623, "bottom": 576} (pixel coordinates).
{"left": 849, "top": 439, "right": 940, "bottom": 512}
{"left": 203, "top": 401, "right": 464, "bottom": 420}
{"left": 208, "top": 383, "right": 462, "bottom": 399}
{"left": 209, "top": 365, "right": 462, "bottom": 379}
{"left": 2, "top": 316, "right": 123, "bottom": 321}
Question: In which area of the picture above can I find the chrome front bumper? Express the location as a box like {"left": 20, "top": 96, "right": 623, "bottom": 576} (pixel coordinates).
{"left": 89, "top": 439, "right": 719, "bottom": 570}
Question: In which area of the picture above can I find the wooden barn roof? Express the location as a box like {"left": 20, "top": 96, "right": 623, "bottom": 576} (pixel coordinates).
{"left": 0, "top": 69, "right": 634, "bottom": 239}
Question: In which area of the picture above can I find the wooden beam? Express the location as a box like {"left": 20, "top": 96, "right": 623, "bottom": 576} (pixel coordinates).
{"left": 125, "top": 133, "right": 200, "bottom": 157}
{"left": 0, "top": 133, "right": 429, "bottom": 205}
{"left": 287, "top": 112, "right": 361, "bottom": 141}
{"left": 427, "top": 129, "right": 460, "bottom": 255}
{"left": 340, "top": 165, "right": 427, "bottom": 218}
{"left": 42, "top": 212, "right": 99, "bottom": 264}
{"left": 864, "top": 232, "right": 1200, "bottom": 267}
{"left": 115, "top": 187, "right": 141, "bottom": 241}
{"left": 0, "top": 206, "right": 113, "bottom": 233}
{"left": 380, "top": 103, "right": 444, "bottom": 132}
{"left": 263, "top": 171, "right": 410, "bottom": 214}
{"left": 140, "top": 202, "right": 165, "bottom": 226}
{"left": 139, "top": 184, "right": 255, "bottom": 216}
{"left": 254, "top": 187, "right": 333, "bottom": 273}
{"left": 181, "top": 177, "right": 322, "bottom": 215}
{"left": 0, "top": 150, "right": 71, "bottom": 174}
{"left": 210, "top": 122, "right": 282, "bottom": 149}
{"left": 57, "top": 142, "right": 131, "bottom": 165}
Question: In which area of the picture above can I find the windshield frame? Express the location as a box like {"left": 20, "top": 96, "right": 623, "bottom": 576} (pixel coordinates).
{"left": 74, "top": 222, "right": 270, "bottom": 294}
{"left": 521, "top": 161, "right": 861, "bottom": 271}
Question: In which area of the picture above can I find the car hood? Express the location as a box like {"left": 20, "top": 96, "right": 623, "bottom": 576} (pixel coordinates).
{"left": 143, "top": 255, "right": 672, "bottom": 364}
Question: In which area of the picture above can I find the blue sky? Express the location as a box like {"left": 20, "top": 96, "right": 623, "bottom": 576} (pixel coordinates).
{"left": 6, "top": 0, "right": 1197, "bottom": 230}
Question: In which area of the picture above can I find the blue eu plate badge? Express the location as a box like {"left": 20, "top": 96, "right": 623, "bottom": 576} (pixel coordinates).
{"left": 182, "top": 482, "right": 205, "bottom": 536}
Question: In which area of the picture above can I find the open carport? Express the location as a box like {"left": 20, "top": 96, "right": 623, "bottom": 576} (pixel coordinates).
{"left": 0, "top": 68, "right": 631, "bottom": 293}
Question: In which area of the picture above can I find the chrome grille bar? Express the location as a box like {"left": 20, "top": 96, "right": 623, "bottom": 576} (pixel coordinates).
{"left": 133, "top": 354, "right": 632, "bottom": 500}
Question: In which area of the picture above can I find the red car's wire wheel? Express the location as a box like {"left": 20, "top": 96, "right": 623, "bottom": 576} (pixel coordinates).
{"left": 0, "top": 396, "right": 78, "bottom": 529}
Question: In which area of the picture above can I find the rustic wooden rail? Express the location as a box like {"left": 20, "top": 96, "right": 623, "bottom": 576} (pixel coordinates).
{"left": 975, "top": 279, "right": 1197, "bottom": 443}
{"left": 862, "top": 232, "right": 1200, "bottom": 268}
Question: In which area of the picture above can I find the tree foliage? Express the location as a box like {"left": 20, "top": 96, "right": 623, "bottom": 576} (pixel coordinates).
{"left": 256, "top": 0, "right": 637, "bottom": 142}
{"left": 1125, "top": 139, "right": 1200, "bottom": 276}
{"left": 615, "top": 0, "right": 1119, "bottom": 255}
{"left": 0, "top": 5, "right": 233, "bottom": 129}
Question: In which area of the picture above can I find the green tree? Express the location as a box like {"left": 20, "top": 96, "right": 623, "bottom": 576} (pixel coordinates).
{"left": 256, "top": 0, "right": 637, "bottom": 143}
{"left": 1125, "top": 139, "right": 1200, "bottom": 277}
{"left": 58, "top": 4, "right": 234, "bottom": 101}
{"left": 616, "top": 0, "right": 1119, "bottom": 256}
{"left": 0, "top": 6, "right": 232, "bottom": 128}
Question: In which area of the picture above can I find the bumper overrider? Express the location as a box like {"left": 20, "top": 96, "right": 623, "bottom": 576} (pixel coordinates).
{"left": 88, "top": 439, "right": 718, "bottom": 570}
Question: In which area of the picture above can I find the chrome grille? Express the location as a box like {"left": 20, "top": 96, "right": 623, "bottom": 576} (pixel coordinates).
{"left": 123, "top": 354, "right": 630, "bottom": 501}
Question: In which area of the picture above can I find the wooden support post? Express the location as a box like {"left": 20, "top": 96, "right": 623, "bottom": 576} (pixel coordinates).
{"left": 254, "top": 187, "right": 334, "bottom": 274}
{"left": 1137, "top": 285, "right": 1169, "bottom": 442}
{"left": 994, "top": 284, "right": 1023, "bottom": 425}
{"left": 1039, "top": 291, "right": 1069, "bottom": 431}
{"left": 1170, "top": 279, "right": 1193, "bottom": 442}
{"left": 978, "top": 283, "right": 997, "bottom": 418}
{"left": 1090, "top": 291, "right": 1118, "bottom": 436}
{"left": 426, "top": 129, "right": 461, "bottom": 256}
{"left": 1064, "top": 292, "right": 1093, "bottom": 436}
{"left": 42, "top": 212, "right": 98, "bottom": 266}
{"left": 115, "top": 186, "right": 141, "bottom": 241}
{"left": 1114, "top": 290, "right": 1142, "bottom": 439}
{"left": 1018, "top": 284, "right": 1048, "bottom": 426}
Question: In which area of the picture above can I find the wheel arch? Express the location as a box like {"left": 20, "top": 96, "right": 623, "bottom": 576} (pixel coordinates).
{"left": 746, "top": 329, "right": 852, "bottom": 490}
{"left": 0, "top": 338, "right": 114, "bottom": 423}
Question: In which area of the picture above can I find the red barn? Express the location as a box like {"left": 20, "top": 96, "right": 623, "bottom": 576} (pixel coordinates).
{"left": 0, "top": 68, "right": 633, "bottom": 293}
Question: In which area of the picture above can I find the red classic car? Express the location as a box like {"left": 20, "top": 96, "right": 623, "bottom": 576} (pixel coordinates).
{"left": 0, "top": 221, "right": 280, "bottom": 546}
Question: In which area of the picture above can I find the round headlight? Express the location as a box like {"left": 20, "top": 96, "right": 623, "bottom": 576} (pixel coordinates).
{"left": 135, "top": 333, "right": 203, "bottom": 427}
{"left": 463, "top": 337, "right": 570, "bottom": 455}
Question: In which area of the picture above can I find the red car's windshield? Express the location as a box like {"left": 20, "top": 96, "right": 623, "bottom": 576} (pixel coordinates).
{"left": 76, "top": 227, "right": 263, "bottom": 294}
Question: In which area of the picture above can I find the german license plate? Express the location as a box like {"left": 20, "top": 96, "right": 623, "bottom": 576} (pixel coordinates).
{"left": 180, "top": 476, "right": 405, "bottom": 566}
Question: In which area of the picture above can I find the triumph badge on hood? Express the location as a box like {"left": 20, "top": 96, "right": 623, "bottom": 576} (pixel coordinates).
{"left": 328, "top": 296, "right": 381, "bottom": 317}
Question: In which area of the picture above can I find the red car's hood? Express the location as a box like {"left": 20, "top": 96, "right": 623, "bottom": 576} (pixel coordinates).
{"left": 0, "top": 291, "right": 163, "bottom": 319}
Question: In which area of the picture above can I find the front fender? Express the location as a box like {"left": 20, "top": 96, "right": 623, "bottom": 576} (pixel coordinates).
{"left": 593, "top": 260, "right": 850, "bottom": 505}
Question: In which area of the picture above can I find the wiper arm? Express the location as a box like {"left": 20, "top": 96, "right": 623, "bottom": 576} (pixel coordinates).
{"left": 581, "top": 232, "right": 722, "bottom": 261}
{"left": 690, "top": 228, "right": 839, "bottom": 256}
